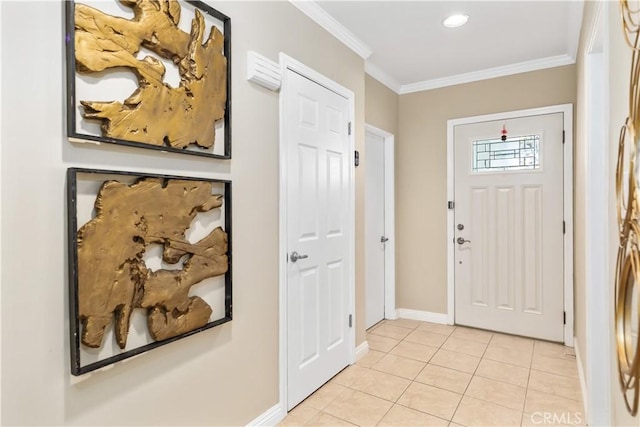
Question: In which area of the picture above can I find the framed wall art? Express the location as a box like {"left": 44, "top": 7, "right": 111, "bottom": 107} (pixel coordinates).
{"left": 67, "top": 168, "right": 232, "bottom": 375}
{"left": 65, "top": 1, "right": 231, "bottom": 159}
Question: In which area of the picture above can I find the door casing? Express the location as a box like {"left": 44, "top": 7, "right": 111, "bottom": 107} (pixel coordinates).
{"left": 364, "top": 124, "right": 397, "bottom": 323}
{"left": 278, "top": 53, "right": 356, "bottom": 413}
{"left": 446, "top": 103, "right": 574, "bottom": 346}
{"left": 583, "top": 1, "right": 611, "bottom": 423}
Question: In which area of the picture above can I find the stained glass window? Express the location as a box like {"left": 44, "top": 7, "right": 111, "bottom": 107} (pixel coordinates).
{"left": 472, "top": 135, "right": 540, "bottom": 172}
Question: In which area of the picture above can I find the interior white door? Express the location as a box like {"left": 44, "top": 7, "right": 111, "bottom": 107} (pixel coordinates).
{"left": 454, "top": 113, "right": 564, "bottom": 342}
{"left": 365, "top": 130, "right": 386, "bottom": 329}
{"left": 285, "top": 69, "right": 351, "bottom": 410}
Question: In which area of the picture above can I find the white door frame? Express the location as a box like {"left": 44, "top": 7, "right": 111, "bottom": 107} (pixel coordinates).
{"left": 278, "top": 53, "right": 356, "bottom": 413}
{"left": 446, "top": 103, "right": 574, "bottom": 346}
{"left": 364, "top": 124, "right": 397, "bottom": 321}
{"left": 583, "top": 2, "right": 611, "bottom": 424}
{"left": 0, "top": 5, "right": 3, "bottom": 424}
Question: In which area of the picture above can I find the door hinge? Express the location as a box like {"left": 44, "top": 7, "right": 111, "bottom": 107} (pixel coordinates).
{"left": 349, "top": 314, "right": 353, "bottom": 328}
{"left": 562, "top": 130, "right": 565, "bottom": 144}
{"left": 348, "top": 122, "right": 352, "bottom": 135}
{"left": 563, "top": 221, "right": 566, "bottom": 234}
{"left": 563, "top": 311, "right": 566, "bottom": 325}
{"left": 448, "top": 201, "right": 455, "bottom": 210}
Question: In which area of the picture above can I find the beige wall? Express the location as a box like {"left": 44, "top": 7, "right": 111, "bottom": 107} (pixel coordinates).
{"left": 397, "top": 66, "right": 577, "bottom": 313}
{"left": 365, "top": 74, "right": 399, "bottom": 137}
{"left": 0, "top": 1, "right": 364, "bottom": 425}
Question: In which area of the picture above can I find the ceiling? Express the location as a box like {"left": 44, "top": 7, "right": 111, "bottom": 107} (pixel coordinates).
{"left": 307, "top": 1, "right": 584, "bottom": 94}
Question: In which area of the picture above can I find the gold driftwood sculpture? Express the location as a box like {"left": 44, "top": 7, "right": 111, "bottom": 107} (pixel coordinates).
{"left": 617, "top": 0, "right": 640, "bottom": 415}
{"left": 77, "top": 178, "right": 228, "bottom": 349}
{"left": 74, "top": 0, "right": 226, "bottom": 149}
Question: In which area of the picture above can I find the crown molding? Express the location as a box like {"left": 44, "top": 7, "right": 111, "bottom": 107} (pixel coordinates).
{"left": 399, "top": 54, "right": 576, "bottom": 94}
{"left": 567, "top": 0, "right": 585, "bottom": 61}
{"left": 365, "top": 62, "right": 401, "bottom": 94}
{"left": 289, "top": 1, "right": 372, "bottom": 59}
{"left": 584, "top": 1, "right": 603, "bottom": 53}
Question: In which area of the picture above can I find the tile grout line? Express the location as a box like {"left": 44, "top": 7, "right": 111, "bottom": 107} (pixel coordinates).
{"left": 309, "top": 409, "right": 355, "bottom": 426}
{"left": 528, "top": 367, "right": 582, "bottom": 383}
{"left": 394, "top": 324, "right": 455, "bottom": 423}
{"left": 448, "top": 330, "right": 496, "bottom": 424}
{"left": 398, "top": 326, "right": 517, "bottom": 422}
{"left": 361, "top": 326, "right": 428, "bottom": 426}
{"left": 358, "top": 333, "right": 414, "bottom": 409}
{"left": 374, "top": 392, "right": 397, "bottom": 427}
{"left": 381, "top": 324, "right": 458, "bottom": 422}
{"left": 520, "top": 341, "right": 536, "bottom": 426}
{"left": 470, "top": 355, "right": 531, "bottom": 389}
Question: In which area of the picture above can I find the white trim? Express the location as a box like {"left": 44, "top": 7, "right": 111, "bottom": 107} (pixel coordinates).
{"left": 364, "top": 124, "right": 397, "bottom": 322}
{"left": 396, "top": 309, "right": 448, "bottom": 325}
{"left": 446, "top": 104, "right": 574, "bottom": 345}
{"left": 400, "top": 54, "right": 575, "bottom": 95}
{"left": 573, "top": 336, "right": 589, "bottom": 422}
{"left": 447, "top": 119, "right": 456, "bottom": 325}
{"left": 584, "top": 3, "right": 611, "bottom": 425}
{"left": 278, "top": 53, "right": 356, "bottom": 412}
{"left": 365, "top": 62, "right": 401, "bottom": 94}
{"left": 584, "top": 1, "right": 603, "bottom": 53}
{"left": 564, "top": 114, "right": 575, "bottom": 348}
{"left": 383, "top": 126, "right": 397, "bottom": 322}
{"left": 288, "top": 1, "right": 372, "bottom": 59}
{"left": 246, "top": 404, "right": 286, "bottom": 427}
{"left": 0, "top": 5, "right": 3, "bottom": 424}
{"left": 354, "top": 341, "right": 370, "bottom": 362}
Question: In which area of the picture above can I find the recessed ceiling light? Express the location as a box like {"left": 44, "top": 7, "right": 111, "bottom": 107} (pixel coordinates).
{"left": 443, "top": 14, "right": 469, "bottom": 28}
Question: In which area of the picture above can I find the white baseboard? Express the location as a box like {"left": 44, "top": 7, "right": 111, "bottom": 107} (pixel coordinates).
{"left": 355, "top": 341, "right": 369, "bottom": 362}
{"left": 246, "top": 403, "right": 286, "bottom": 427}
{"left": 396, "top": 308, "right": 448, "bottom": 324}
{"left": 573, "top": 336, "right": 588, "bottom": 421}
{"left": 384, "top": 309, "right": 398, "bottom": 320}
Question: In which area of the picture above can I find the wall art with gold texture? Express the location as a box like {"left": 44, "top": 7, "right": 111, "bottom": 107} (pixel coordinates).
{"left": 617, "top": 0, "right": 640, "bottom": 415}
{"left": 67, "top": 168, "right": 232, "bottom": 375}
{"left": 65, "top": 0, "right": 231, "bottom": 158}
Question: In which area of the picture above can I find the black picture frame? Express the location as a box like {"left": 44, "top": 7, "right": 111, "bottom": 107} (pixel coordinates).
{"left": 67, "top": 168, "right": 232, "bottom": 376}
{"left": 65, "top": 1, "right": 232, "bottom": 159}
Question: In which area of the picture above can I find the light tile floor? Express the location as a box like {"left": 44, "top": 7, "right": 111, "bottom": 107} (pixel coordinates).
{"left": 280, "top": 319, "right": 585, "bottom": 426}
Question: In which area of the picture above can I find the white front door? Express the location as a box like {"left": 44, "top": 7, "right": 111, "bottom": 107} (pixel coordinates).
{"left": 365, "top": 130, "right": 386, "bottom": 329}
{"left": 285, "top": 69, "right": 351, "bottom": 409}
{"left": 454, "top": 113, "right": 565, "bottom": 342}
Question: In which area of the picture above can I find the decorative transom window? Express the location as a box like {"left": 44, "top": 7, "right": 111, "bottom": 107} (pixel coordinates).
{"left": 472, "top": 135, "right": 540, "bottom": 172}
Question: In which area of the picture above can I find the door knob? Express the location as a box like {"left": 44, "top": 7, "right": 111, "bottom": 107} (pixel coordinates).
{"left": 380, "top": 236, "right": 389, "bottom": 243}
{"left": 290, "top": 251, "right": 309, "bottom": 263}
{"left": 456, "top": 237, "right": 471, "bottom": 245}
